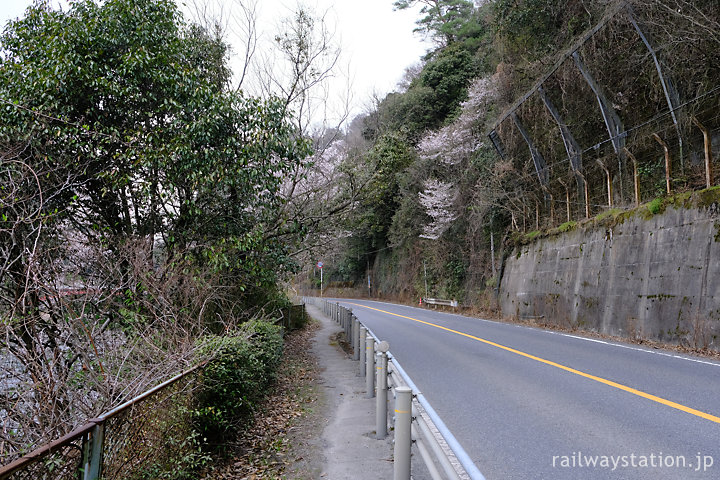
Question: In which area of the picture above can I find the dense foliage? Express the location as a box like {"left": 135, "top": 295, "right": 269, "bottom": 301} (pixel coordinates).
{"left": 0, "top": 0, "right": 308, "bottom": 462}
{"left": 194, "top": 320, "right": 284, "bottom": 448}
{"left": 0, "top": 0, "right": 309, "bottom": 314}
{"left": 302, "top": 0, "right": 719, "bottom": 307}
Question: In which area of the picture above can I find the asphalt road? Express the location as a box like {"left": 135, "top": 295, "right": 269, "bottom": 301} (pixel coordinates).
{"left": 331, "top": 298, "right": 720, "bottom": 480}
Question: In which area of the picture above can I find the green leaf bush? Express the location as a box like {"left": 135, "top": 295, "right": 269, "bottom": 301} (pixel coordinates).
{"left": 193, "top": 320, "right": 284, "bottom": 448}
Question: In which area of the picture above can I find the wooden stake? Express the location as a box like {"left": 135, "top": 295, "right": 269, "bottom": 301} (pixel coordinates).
{"left": 692, "top": 117, "right": 714, "bottom": 188}
{"left": 597, "top": 159, "right": 613, "bottom": 207}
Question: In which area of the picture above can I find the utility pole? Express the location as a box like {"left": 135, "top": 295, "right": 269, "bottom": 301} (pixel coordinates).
{"left": 423, "top": 259, "right": 429, "bottom": 299}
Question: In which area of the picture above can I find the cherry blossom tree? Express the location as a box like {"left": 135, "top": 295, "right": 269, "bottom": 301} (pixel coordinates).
{"left": 418, "top": 75, "right": 497, "bottom": 164}
{"left": 418, "top": 179, "right": 457, "bottom": 239}
{"left": 413, "top": 75, "right": 498, "bottom": 241}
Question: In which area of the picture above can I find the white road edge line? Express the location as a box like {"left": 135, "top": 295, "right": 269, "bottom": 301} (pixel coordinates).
{"left": 543, "top": 330, "right": 720, "bottom": 367}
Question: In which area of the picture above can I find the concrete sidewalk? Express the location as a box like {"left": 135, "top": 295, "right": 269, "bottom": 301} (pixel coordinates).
{"left": 306, "top": 304, "right": 395, "bottom": 479}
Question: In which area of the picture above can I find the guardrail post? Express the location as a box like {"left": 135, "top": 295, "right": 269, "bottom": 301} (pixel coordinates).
{"left": 347, "top": 312, "right": 351, "bottom": 339}
{"left": 352, "top": 316, "right": 360, "bottom": 360}
{"left": 366, "top": 335, "right": 375, "bottom": 398}
{"left": 394, "top": 386, "right": 412, "bottom": 480}
{"left": 82, "top": 422, "right": 104, "bottom": 480}
{"left": 359, "top": 326, "right": 367, "bottom": 376}
{"left": 376, "top": 351, "right": 388, "bottom": 439}
{"left": 345, "top": 309, "right": 351, "bottom": 340}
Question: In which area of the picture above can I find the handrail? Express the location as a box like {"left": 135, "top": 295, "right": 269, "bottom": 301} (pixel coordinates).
{"left": 0, "top": 425, "right": 95, "bottom": 479}
{"left": 0, "top": 361, "right": 207, "bottom": 480}
{"left": 388, "top": 353, "right": 485, "bottom": 480}
{"left": 306, "top": 297, "right": 486, "bottom": 480}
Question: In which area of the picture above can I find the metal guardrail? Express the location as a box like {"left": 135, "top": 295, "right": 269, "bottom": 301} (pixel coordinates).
{"left": 422, "top": 297, "right": 459, "bottom": 308}
{"left": 305, "top": 297, "right": 486, "bottom": 480}
{"left": 0, "top": 362, "right": 206, "bottom": 480}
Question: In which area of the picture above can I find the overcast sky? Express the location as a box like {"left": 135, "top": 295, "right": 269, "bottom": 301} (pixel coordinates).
{"left": 0, "top": 0, "right": 431, "bottom": 124}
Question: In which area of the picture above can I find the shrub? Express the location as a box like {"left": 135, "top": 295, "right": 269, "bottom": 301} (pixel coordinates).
{"left": 193, "top": 320, "right": 284, "bottom": 448}
{"left": 648, "top": 197, "right": 664, "bottom": 215}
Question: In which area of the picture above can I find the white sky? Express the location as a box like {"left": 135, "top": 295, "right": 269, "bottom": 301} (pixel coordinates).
{"left": 0, "top": 0, "right": 431, "bottom": 124}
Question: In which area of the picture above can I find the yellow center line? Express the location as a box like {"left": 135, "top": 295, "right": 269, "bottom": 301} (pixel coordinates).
{"left": 348, "top": 302, "right": 720, "bottom": 424}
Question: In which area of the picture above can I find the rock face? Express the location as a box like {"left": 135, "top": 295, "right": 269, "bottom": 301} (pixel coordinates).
{"left": 500, "top": 204, "right": 720, "bottom": 350}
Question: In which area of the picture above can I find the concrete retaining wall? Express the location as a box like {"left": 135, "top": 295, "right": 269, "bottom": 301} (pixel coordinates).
{"left": 499, "top": 204, "right": 720, "bottom": 350}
